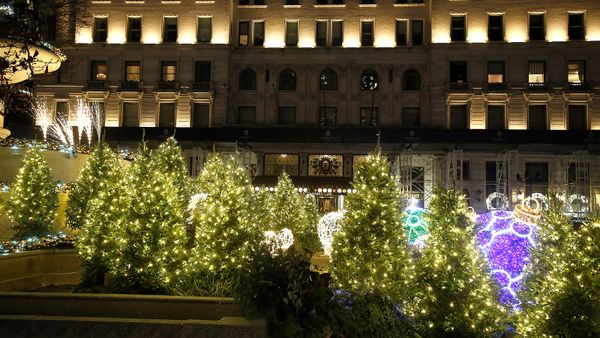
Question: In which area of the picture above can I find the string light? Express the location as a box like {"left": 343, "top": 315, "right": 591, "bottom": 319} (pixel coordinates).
{"left": 317, "top": 210, "right": 345, "bottom": 256}
{"left": 263, "top": 228, "right": 294, "bottom": 254}
{"left": 401, "top": 206, "right": 429, "bottom": 246}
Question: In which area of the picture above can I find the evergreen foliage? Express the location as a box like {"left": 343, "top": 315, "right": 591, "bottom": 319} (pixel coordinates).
{"left": 409, "top": 187, "right": 506, "bottom": 336}
{"left": 6, "top": 145, "right": 58, "bottom": 238}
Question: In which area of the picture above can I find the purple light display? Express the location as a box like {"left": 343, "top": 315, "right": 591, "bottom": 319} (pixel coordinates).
{"left": 476, "top": 211, "right": 536, "bottom": 308}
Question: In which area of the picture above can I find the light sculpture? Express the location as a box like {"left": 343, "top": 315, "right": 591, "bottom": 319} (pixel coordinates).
{"left": 263, "top": 228, "right": 294, "bottom": 254}
{"left": 401, "top": 206, "right": 429, "bottom": 246}
{"left": 486, "top": 192, "right": 509, "bottom": 211}
{"left": 317, "top": 210, "right": 344, "bottom": 256}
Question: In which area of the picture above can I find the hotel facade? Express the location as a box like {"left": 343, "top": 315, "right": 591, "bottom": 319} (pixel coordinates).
{"left": 30, "top": 0, "right": 600, "bottom": 215}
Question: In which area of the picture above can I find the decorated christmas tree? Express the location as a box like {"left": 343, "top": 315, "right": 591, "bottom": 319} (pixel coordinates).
{"left": 516, "top": 197, "right": 599, "bottom": 336}
{"left": 409, "top": 187, "right": 506, "bottom": 336}
{"left": 76, "top": 144, "right": 125, "bottom": 285}
{"left": 329, "top": 153, "right": 413, "bottom": 300}
{"left": 6, "top": 145, "right": 58, "bottom": 238}
{"left": 299, "top": 193, "right": 321, "bottom": 252}
{"left": 111, "top": 138, "right": 189, "bottom": 292}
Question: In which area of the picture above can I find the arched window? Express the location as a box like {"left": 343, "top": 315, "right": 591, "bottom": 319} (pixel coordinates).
{"left": 279, "top": 69, "right": 296, "bottom": 91}
{"left": 319, "top": 68, "right": 337, "bottom": 91}
{"left": 403, "top": 69, "right": 421, "bottom": 91}
{"left": 239, "top": 68, "right": 256, "bottom": 90}
{"left": 360, "top": 69, "right": 378, "bottom": 91}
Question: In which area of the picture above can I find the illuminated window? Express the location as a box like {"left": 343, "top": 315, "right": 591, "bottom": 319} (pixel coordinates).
{"left": 568, "top": 12, "right": 585, "bottom": 40}
{"left": 279, "top": 69, "right": 296, "bottom": 91}
{"left": 403, "top": 69, "right": 420, "bottom": 91}
{"left": 488, "top": 14, "right": 503, "bottom": 41}
{"left": 194, "top": 61, "right": 211, "bottom": 83}
{"left": 127, "top": 17, "right": 141, "bottom": 43}
{"left": 239, "top": 68, "right": 256, "bottom": 90}
{"left": 396, "top": 20, "right": 407, "bottom": 46}
{"left": 265, "top": 154, "right": 299, "bottom": 176}
{"left": 360, "top": 69, "right": 378, "bottom": 91}
{"left": 568, "top": 61, "right": 585, "bottom": 84}
{"left": 528, "top": 105, "right": 547, "bottom": 130}
{"left": 90, "top": 61, "right": 107, "bottom": 81}
{"left": 125, "top": 61, "right": 141, "bottom": 81}
{"left": 278, "top": 106, "right": 296, "bottom": 125}
{"left": 528, "top": 61, "right": 545, "bottom": 84}
{"left": 308, "top": 155, "right": 343, "bottom": 177}
{"left": 529, "top": 13, "right": 545, "bottom": 41}
{"left": 568, "top": 105, "right": 587, "bottom": 131}
{"left": 411, "top": 20, "right": 423, "bottom": 45}
{"left": 320, "top": 69, "right": 337, "bottom": 91}
{"left": 163, "top": 17, "right": 178, "bottom": 42}
{"left": 361, "top": 20, "right": 374, "bottom": 46}
{"left": 285, "top": 21, "right": 299, "bottom": 46}
{"left": 402, "top": 108, "right": 420, "bottom": 128}
{"left": 161, "top": 61, "right": 177, "bottom": 81}
{"left": 487, "top": 105, "right": 505, "bottom": 130}
{"left": 159, "top": 102, "right": 176, "bottom": 127}
{"left": 487, "top": 61, "right": 504, "bottom": 84}
{"left": 449, "top": 61, "right": 467, "bottom": 83}
{"left": 451, "top": 15, "right": 466, "bottom": 42}
{"left": 253, "top": 21, "right": 265, "bottom": 46}
{"left": 238, "top": 106, "right": 256, "bottom": 124}
{"left": 360, "top": 107, "right": 378, "bottom": 126}
{"left": 319, "top": 107, "right": 337, "bottom": 126}
{"left": 122, "top": 102, "right": 139, "bottom": 127}
{"left": 93, "top": 17, "right": 107, "bottom": 42}
{"left": 450, "top": 105, "right": 468, "bottom": 129}
{"left": 193, "top": 103, "right": 210, "bottom": 127}
{"left": 238, "top": 21, "right": 249, "bottom": 46}
{"left": 197, "top": 17, "right": 212, "bottom": 43}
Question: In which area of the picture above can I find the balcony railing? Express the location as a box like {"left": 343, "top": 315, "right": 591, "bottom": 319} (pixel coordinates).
{"left": 157, "top": 81, "right": 179, "bottom": 91}
{"left": 119, "top": 80, "right": 142, "bottom": 91}
{"left": 448, "top": 82, "right": 472, "bottom": 92}
{"left": 565, "top": 82, "right": 591, "bottom": 92}
{"left": 85, "top": 81, "right": 107, "bottom": 91}
{"left": 526, "top": 82, "right": 548, "bottom": 91}
{"left": 193, "top": 81, "right": 212, "bottom": 92}
{"left": 484, "top": 83, "right": 509, "bottom": 91}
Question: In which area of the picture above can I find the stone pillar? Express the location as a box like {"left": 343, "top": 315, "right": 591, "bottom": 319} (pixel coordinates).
{"left": 470, "top": 94, "right": 485, "bottom": 129}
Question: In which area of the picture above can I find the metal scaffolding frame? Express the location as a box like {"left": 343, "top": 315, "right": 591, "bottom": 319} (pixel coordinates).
{"left": 555, "top": 151, "right": 591, "bottom": 217}
{"left": 395, "top": 150, "right": 437, "bottom": 207}
{"left": 445, "top": 149, "right": 463, "bottom": 190}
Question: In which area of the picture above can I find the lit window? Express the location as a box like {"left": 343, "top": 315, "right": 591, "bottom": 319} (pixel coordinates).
{"left": 488, "top": 14, "right": 503, "bottom": 41}
{"left": 127, "top": 17, "right": 141, "bottom": 43}
{"left": 161, "top": 61, "right": 177, "bottom": 81}
{"left": 264, "top": 154, "right": 299, "bottom": 177}
{"left": 528, "top": 61, "right": 545, "bottom": 84}
{"left": 451, "top": 15, "right": 466, "bottom": 42}
{"left": 239, "top": 21, "right": 249, "bottom": 46}
{"left": 90, "top": 61, "right": 107, "bottom": 81}
{"left": 163, "top": 17, "right": 178, "bottom": 42}
{"left": 285, "top": 21, "right": 299, "bottom": 46}
{"left": 361, "top": 20, "right": 374, "bottom": 46}
{"left": 197, "top": 17, "right": 212, "bottom": 43}
{"left": 308, "top": 155, "right": 343, "bottom": 177}
{"left": 568, "top": 12, "right": 585, "bottom": 40}
{"left": 487, "top": 61, "right": 504, "bottom": 84}
{"left": 125, "top": 61, "right": 141, "bottom": 82}
{"left": 568, "top": 61, "right": 585, "bottom": 84}
{"left": 93, "top": 17, "right": 108, "bottom": 43}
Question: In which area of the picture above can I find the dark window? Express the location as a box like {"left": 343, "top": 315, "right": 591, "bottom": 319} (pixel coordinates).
{"left": 194, "top": 61, "right": 211, "bottom": 82}
{"left": 450, "top": 105, "right": 468, "bottom": 129}
{"left": 528, "top": 105, "right": 547, "bottom": 130}
{"left": 93, "top": 17, "right": 108, "bottom": 42}
{"left": 402, "top": 108, "right": 420, "bottom": 128}
{"left": 462, "top": 161, "right": 470, "bottom": 181}
{"left": 360, "top": 107, "right": 378, "bottom": 126}
{"left": 487, "top": 105, "right": 505, "bottom": 130}
{"left": 122, "top": 102, "right": 139, "bottom": 127}
{"left": 286, "top": 21, "right": 299, "bottom": 46}
{"left": 159, "top": 103, "right": 176, "bottom": 127}
{"left": 361, "top": 21, "right": 374, "bottom": 46}
{"left": 125, "top": 61, "right": 141, "bottom": 81}
{"left": 163, "top": 17, "right": 178, "bottom": 42}
{"left": 449, "top": 61, "right": 467, "bottom": 83}
{"left": 239, "top": 68, "right": 256, "bottom": 90}
{"left": 488, "top": 15, "right": 503, "bottom": 41}
{"left": 278, "top": 106, "right": 296, "bottom": 125}
{"left": 253, "top": 21, "right": 265, "bottom": 46}
{"left": 46, "top": 15, "right": 57, "bottom": 41}
{"left": 396, "top": 0, "right": 424, "bottom": 3}
{"left": 360, "top": 69, "right": 378, "bottom": 91}
{"left": 529, "top": 14, "right": 545, "bottom": 41}
{"left": 192, "top": 103, "right": 210, "bottom": 127}
{"left": 487, "top": 61, "right": 505, "bottom": 84}
{"left": 319, "top": 107, "right": 337, "bottom": 126}
{"left": 55, "top": 102, "right": 69, "bottom": 120}
{"left": 90, "top": 61, "right": 107, "bottom": 81}
{"left": 197, "top": 17, "right": 212, "bottom": 43}
{"left": 127, "top": 17, "right": 142, "bottom": 42}
{"left": 403, "top": 69, "right": 421, "bottom": 91}
{"left": 332, "top": 21, "right": 343, "bottom": 46}
{"left": 239, "top": 106, "right": 256, "bottom": 124}
{"left": 568, "top": 13, "right": 585, "bottom": 40}
{"left": 279, "top": 69, "right": 296, "bottom": 91}
{"left": 568, "top": 105, "right": 587, "bottom": 131}
{"left": 161, "top": 61, "right": 177, "bottom": 81}
{"left": 396, "top": 20, "right": 407, "bottom": 46}
{"left": 411, "top": 20, "right": 423, "bottom": 46}
{"left": 485, "top": 161, "right": 497, "bottom": 198}
{"left": 320, "top": 69, "right": 337, "bottom": 91}
{"left": 451, "top": 15, "right": 466, "bottom": 42}
{"left": 316, "top": 21, "right": 327, "bottom": 46}
{"left": 239, "top": 21, "right": 249, "bottom": 46}
{"left": 285, "top": 0, "right": 299, "bottom": 4}
{"left": 525, "top": 162, "right": 548, "bottom": 196}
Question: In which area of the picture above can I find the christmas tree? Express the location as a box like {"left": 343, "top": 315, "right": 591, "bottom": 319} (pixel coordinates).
{"left": 111, "top": 138, "right": 189, "bottom": 292}
{"left": 516, "top": 197, "right": 599, "bottom": 336}
{"left": 76, "top": 144, "right": 125, "bottom": 285}
{"left": 6, "top": 145, "right": 58, "bottom": 238}
{"left": 299, "top": 193, "right": 321, "bottom": 252}
{"left": 329, "top": 153, "right": 414, "bottom": 300}
{"left": 409, "top": 187, "right": 506, "bottom": 336}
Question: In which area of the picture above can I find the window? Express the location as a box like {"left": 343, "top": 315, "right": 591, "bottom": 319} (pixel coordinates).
{"left": 529, "top": 13, "right": 545, "bottom": 41}
{"left": 90, "top": 61, "right": 107, "bottom": 81}
{"left": 450, "top": 105, "right": 468, "bottom": 129}
{"left": 320, "top": 69, "right": 337, "bottom": 91}
{"left": 487, "top": 14, "right": 503, "bottom": 41}
{"left": 402, "top": 108, "right": 420, "bottom": 128}
{"left": 568, "top": 105, "right": 587, "bottom": 131}
{"left": 55, "top": 102, "right": 69, "bottom": 120}
{"left": 316, "top": 20, "right": 343, "bottom": 47}
{"left": 360, "top": 107, "right": 378, "bottom": 126}
{"left": 125, "top": 61, "right": 141, "bottom": 81}
{"left": 238, "top": 106, "right": 256, "bottom": 124}
{"left": 487, "top": 105, "right": 505, "bottom": 130}
{"left": 568, "top": 61, "right": 585, "bottom": 84}
{"left": 449, "top": 61, "right": 467, "bottom": 83}
{"left": 285, "top": 0, "right": 299, "bottom": 4}
{"left": 122, "top": 102, "right": 139, "bottom": 127}
{"left": 197, "top": 17, "right": 212, "bottom": 43}
{"left": 239, "top": 0, "right": 265, "bottom": 4}
{"left": 279, "top": 69, "right": 296, "bottom": 91}
{"left": 192, "top": 103, "right": 210, "bottom": 127}
{"left": 285, "top": 21, "right": 299, "bottom": 46}
{"left": 264, "top": 154, "right": 299, "bottom": 177}
{"left": 194, "top": 61, "right": 211, "bottom": 83}
{"left": 528, "top": 105, "right": 547, "bottom": 130}
{"left": 332, "top": 21, "right": 343, "bottom": 46}
{"left": 308, "top": 155, "right": 343, "bottom": 177}
{"left": 396, "top": 20, "right": 407, "bottom": 46}
{"left": 451, "top": 15, "right": 466, "bottom": 42}
{"left": 525, "top": 162, "right": 548, "bottom": 196}
{"left": 317, "top": 0, "right": 345, "bottom": 4}
{"left": 127, "top": 17, "right": 141, "bottom": 42}
{"left": 403, "top": 70, "right": 420, "bottom": 91}
{"left": 319, "top": 107, "right": 337, "bottom": 126}
{"left": 361, "top": 20, "right": 374, "bottom": 46}
{"left": 411, "top": 20, "right": 423, "bottom": 45}
{"left": 161, "top": 61, "right": 177, "bottom": 81}
{"left": 278, "top": 106, "right": 296, "bottom": 125}
{"left": 159, "top": 103, "right": 176, "bottom": 127}
{"left": 253, "top": 21, "right": 265, "bottom": 46}
{"left": 45, "top": 15, "right": 57, "bottom": 41}
{"left": 316, "top": 21, "right": 327, "bottom": 46}
{"left": 163, "top": 17, "right": 178, "bottom": 42}
{"left": 239, "top": 68, "right": 257, "bottom": 90}
{"left": 568, "top": 13, "right": 585, "bottom": 40}
{"left": 239, "top": 21, "right": 249, "bottom": 46}
{"left": 360, "top": 69, "right": 378, "bottom": 91}
{"left": 487, "top": 61, "right": 504, "bottom": 84}
{"left": 528, "top": 61, "right": 545, "bottom": 84}
{"left": 93, "top": 17, "right": 108, "bottom": 42}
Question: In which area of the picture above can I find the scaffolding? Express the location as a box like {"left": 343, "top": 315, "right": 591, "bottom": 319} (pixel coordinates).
{"left": 445, "top": 149, "right": 463, "bottom": 190}
{"left": 395, "top": 150, "right": 437, "bottom": 208}
{"left": 556, "top": 151, "right": 591, "bottom": 218}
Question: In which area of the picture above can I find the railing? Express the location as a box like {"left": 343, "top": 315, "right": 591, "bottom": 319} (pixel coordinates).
{"left": 525, "top": 82, "right": 548, "bottom": 91}
{"left": 193, "top": 81, "right": 211, "bottom": 92}
{"left": 565, "top": 82, "right": 590, "bottom": 92}
{"left": 448, "top": 82, "right": 472, "bottom": 91}
{"left": 157, "top": 81, "right": 179, "bottom": 91}
{"left": 484, "top": 83, "right": 509, "bottom": 91}
{"left": 85, "top": 81, "right": 107, "bottom": 91}
{"left": 119, "top": 80, "right": 142, "bottom": 91}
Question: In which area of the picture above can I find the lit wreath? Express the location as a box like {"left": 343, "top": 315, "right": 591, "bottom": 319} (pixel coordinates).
{"left": 566, "top": 194, "right": 589, "bottom": 217}
{"left": 486, "top": 192, "right": 509, "bottom": 211}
